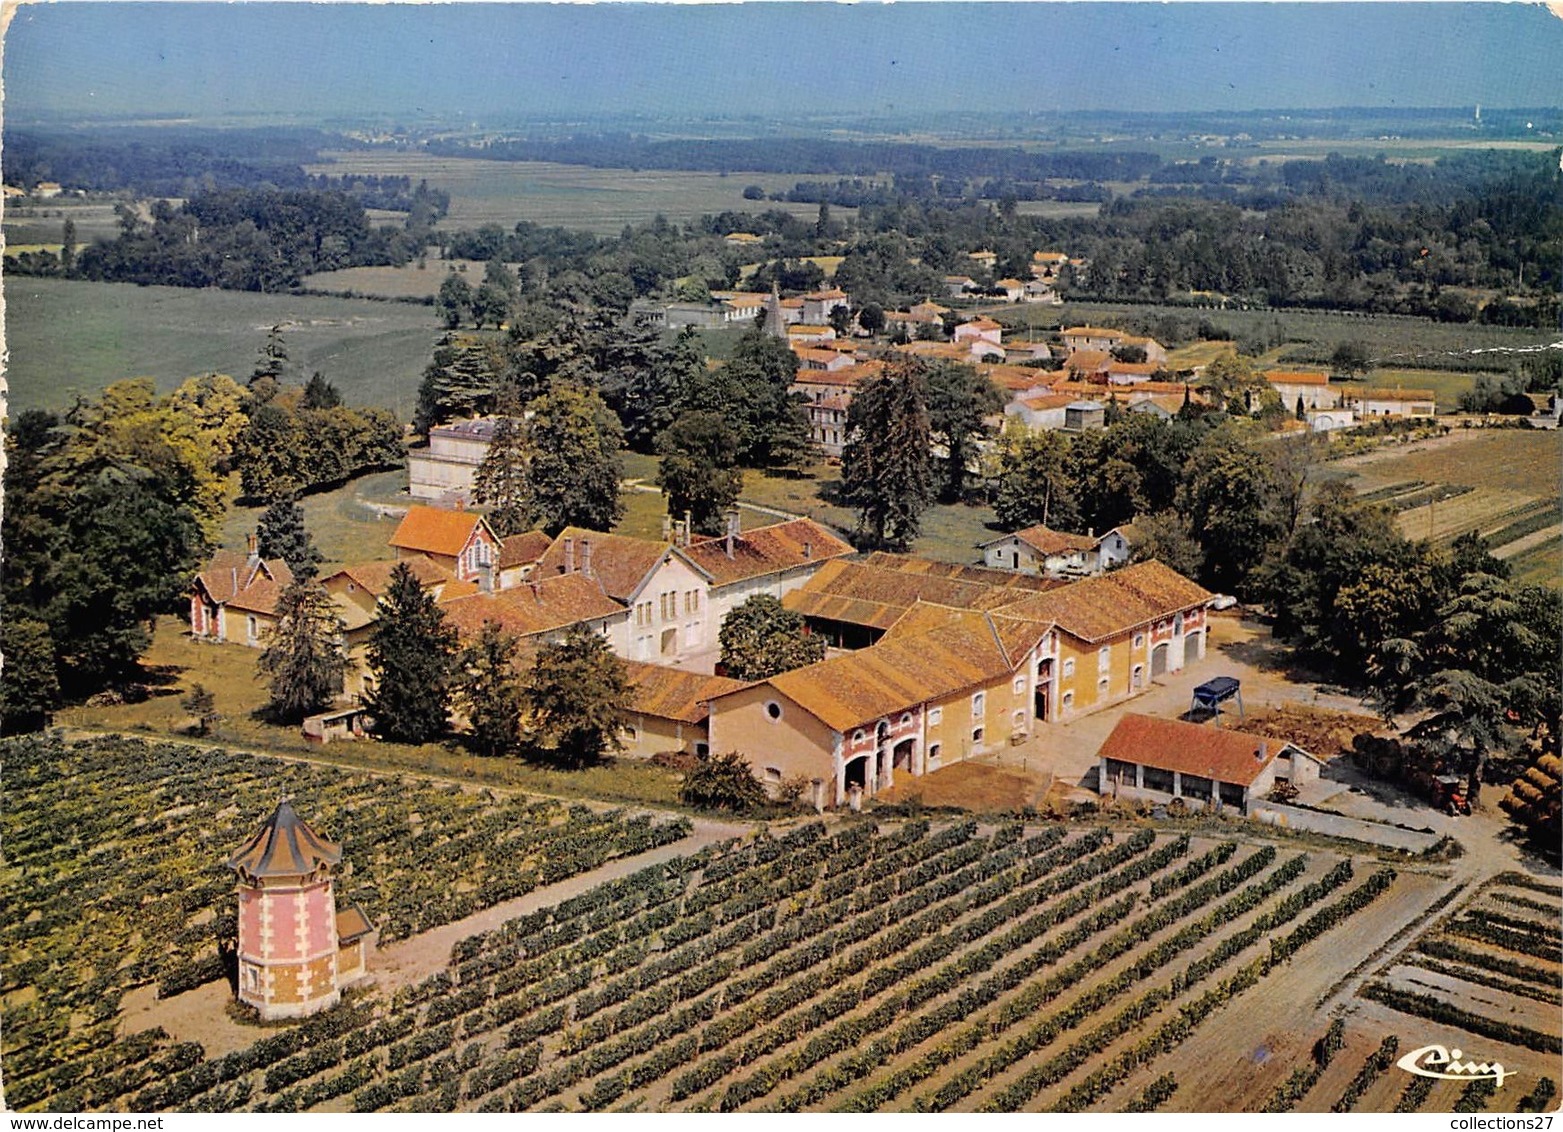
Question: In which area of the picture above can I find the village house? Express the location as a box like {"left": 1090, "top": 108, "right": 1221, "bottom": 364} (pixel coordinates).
{"left": 437, "top": 572, "right": 628, "bottom": 654}
{"left": 782, "top": 554, "right": 1061, "bottom": 650}
{"left": 979, "top": 525, "right": 1099, "bottom": 577}
{"left": 1061, "top": 326, "right": 1125, "bottom": 354}
{"left": 995, "top": 562, "right": 1213, "bottom": 717}
{"left": 1308, "top": 407, "right": 1359, "bottom": 433}
{"left": 1064, "top": 349, "right": 1113, "bottom": 380}
{"left": 321, "top": 555, "right": 479, "bottom": 696}
{"left": 966, "top": 249, "right": 999, "bottom": 273}
{"left": 190, "top": 538, "right": 295, "bottom": 647}
{"left": 791, "top": 345, "right": 859, "bottom": 373}
{"left": 801, "top": 287, "right": 850, "bottom": 325}
{"left": 1005, "top": 339, "right": 1055, "bottom": 365}
{"left": 495, "top": 530, "right": 554, "bottom": 590}
{"left": 408, "top": 418, "right": 498, "bottom": 502}
{"left": 1005, "top": 390, "right": 1076, "bottom": 431}
{"left": 790, "top": 361, "right": 882, "bottom": 405}
{"left": 805, "top": 394, "right": 851, "bottom": 456}
{"left": 953, "top": 316, "right": 1005, "bottom": 350}
{"left": 1030, "top": 251, "right": 1069, "bottom": 281}
{"left": 722, "top": 232, "right": 765, "bottom": 248}
{"left": 787, "top": 323, "right": 837, "bottom": 345}
{"left": 1266, "top": 370, "right": 1336, "bottom": 412}
{"left": 718, "top": 291, "right": 771, "bottom": 323}
{"left": 1095, "top": 713, "right": 1322, "bottom": 815}
{"left": 620, "top": 662, "right": 750, "bottom": 760}
{"left": 993, "top": 278, "right": 1026, "bottom": 303}
{"left": 1118, "top": 335, "right": 1168, "bottom": 365}
{"left": 1023, "top": 279, "right": 1063, "bottom": 305}
{"left": 1095, "top": 524, "right": 1139, "bottom": 570}
{"left": 1349, "top": 388, "right": 1438, "bottom": 418}
{"left": 680, "top": 513, "right": 855, "bottom": 641}
{"left": 389, "top": 505, "right": 501, "bottom": 588}
{"left": 943, "top": 275, "right": 977, "bottom": 298}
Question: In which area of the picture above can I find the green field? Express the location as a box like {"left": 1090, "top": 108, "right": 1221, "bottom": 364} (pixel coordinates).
{"left": 302, "top": 257, "right": 491, "bottom": 299}
{"left": 303, "top": 152, "right": 841, "bottom": 234}
{"left": 3, "top": 278, "right": 443, "bottom": 418}
{"left": 3, "top": 198, "right": 127, "bottom": 247}
{"left": 994, "top": 302, "right": 1558, "bottom": 377}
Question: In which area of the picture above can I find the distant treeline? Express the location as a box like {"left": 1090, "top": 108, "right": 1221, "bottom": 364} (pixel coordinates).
{"left": 2, "top": 127, "right": 449, "bottom": 216}
{"left": 430, "top": 133, "right": 1164, "bottom": 182}
{"left": 69, "top": 188, "right": 420, "bottom": 291}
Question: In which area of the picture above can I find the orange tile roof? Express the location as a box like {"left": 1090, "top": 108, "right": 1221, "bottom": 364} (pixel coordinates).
{"left": 1265, "top": 370, "right": 1331, "bottom": 386}
{"left": 227, "top": 801, "right": 342, "bottom": 882}
{"left": 1098, "top": 713, "right": 1307, "bottom": 788}
{"left": 684, "top": 518, "right": 856, "bottom": 588}
{"left": 1017, "top": 392, "right": 1076, "bottom": 411}
{"left": 197, "top": 553, "right": 293, "bottom": 608}
{"left": 1108, "top": 362, "right": 1161, "bottom": 377}
{"left": 804, "top": 288, "right": 848, "bottom": 301}
{"left": 1066, "top": 349, "right": 1112, "bottom": 372}
{"left": 329, "top": 555, "right": 457, "bottom": 597}
{"left": 224, "top": 576, "right": 285, "bottom": 616}
{"left": 1032, "top": 251, "right": 1068, "bottom": 263}
{"left": 987, "top": 524, "right": 1096, "bottom": 557}
{"left": 863, "top": 552, "right": 1063, "bottom": 593}
{"left": 784, "top": 557, "right": 1055, "bottom": 631}
{"left": 1062, "top": 327, "right": 1125, "bottom": 339}
{"left": 624, "top": 661, "right": 751, "bottom": 724}
{"left": 534, "top": 528, "right": 696, "bottom": 602}
{"left": 995, "top": 278, "right": 1025, "bottom": 289}
{"left": 961, "top": 317, "right": 1003, "bottom": 331}
{"left": 440, "top": 574, "right": 626, "bottom": 641}
{"left": 499, "top": 530, "right": 553, "bottom": 569}
{"left": 389, "top": 506, "right": 494, "bottom": 558}
{"left": 983, "top": 365, "right": 1052, "bottom": 392}
{"left": 196, "top": 549, "right": 253, "bottom": 605}
{"left": 996, "top": 560, "right": 1212, "bottom": 643}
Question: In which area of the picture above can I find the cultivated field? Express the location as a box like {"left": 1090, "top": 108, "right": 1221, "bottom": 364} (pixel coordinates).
{"left": 9, "top": 738, "right": 1520, "bottom": 1116}
{"left": 302, "top": 258, "right": 494, "bottom": 300}
{"left": 999, "top": 302, "right": 1558, "bottom": 376}
{"left": 3, "top": 198, "right": 126, "bottom": 246}
{"left": 1332, "top": 429, "right": 1562, "bottom": 585}
{"left": 0, "top": 734, "right": 692, "bottom": 1112}
{"left": 302, "top": 152, "right": 839, "bottom": 234}
{"left": 3, "top": 279, "right": 443, "bottom": 417}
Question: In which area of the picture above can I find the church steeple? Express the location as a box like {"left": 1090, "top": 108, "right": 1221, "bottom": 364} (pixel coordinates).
{"left": 763, "top": 282, "right": 787, "bottom": 340}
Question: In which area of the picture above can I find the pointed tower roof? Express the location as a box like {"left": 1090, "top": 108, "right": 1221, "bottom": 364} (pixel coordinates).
{"left": 763, "top": 283, "right": 787, "bottom": 340}
{"left": 227, "top": 800, "right": 342, "bottom": 882}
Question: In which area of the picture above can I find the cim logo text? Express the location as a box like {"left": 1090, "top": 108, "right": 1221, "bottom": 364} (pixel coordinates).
{"left": 1397, "top": 1044, "right": 1512, "bottom": 1088}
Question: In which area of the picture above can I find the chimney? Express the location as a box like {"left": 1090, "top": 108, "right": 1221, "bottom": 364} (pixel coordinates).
{"left": 1255, "top": 742, "right": 1267, "bottom": 762}
{"left": 661, "top": 514, "right": 673, "bottom": 543}
{"left": 564, "top": 537, "right": 575, "bottom": 574}
{"left": 725, "top": 509, "right": 740, "bottom": 558}
{"left": 581, "top": 539, "right": 593, "bottom": 578}
{"left": 803, "top": 540, "right": 813, "bottom": 560}
{"left": 246, "top": 532, "right": 259, "bottom": 559}
{"left": 682, "top": 511, "right": 693, "bottom": 548}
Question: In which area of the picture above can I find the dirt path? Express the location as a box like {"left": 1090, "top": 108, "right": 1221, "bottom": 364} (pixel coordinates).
{"left": 368, "top": 817, "right": 750, "bottom": 994}
{"left": 117, "top": 820, "right": 750, "bottom": 1058}
{"left": 1494, "top": 523, "right": 1562, "bottom": 560}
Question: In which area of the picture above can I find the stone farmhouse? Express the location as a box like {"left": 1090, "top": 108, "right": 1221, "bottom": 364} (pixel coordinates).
{"left": 1265, "top": 370, "right": 1337, "bottom": 412}
{"left": 709, "top": 555, "right": 1214, "bottom": 807}
{"left": 1349, "top": 387, "right": 1438, "bottom": 418}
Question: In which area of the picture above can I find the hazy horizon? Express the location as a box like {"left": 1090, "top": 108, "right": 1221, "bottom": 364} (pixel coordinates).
{"left": 5, "top": 3, "right": 1563, "bottom": 126}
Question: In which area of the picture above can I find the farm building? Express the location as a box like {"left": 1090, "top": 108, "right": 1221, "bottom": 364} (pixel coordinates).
{"left": 227, "top": 801, "right": 374, "bottom": 1021}
{"left": 1095, "top": 713, "right": 1323, "bottom": 814}
{"left": 620, "top": 662, "right": 749, "bottom": 760}
{"left": 190, "top": 538, "right": 294, "bottom": 647}
{"left": 1349, "top": 388, "right": 1437, "bottom": 418}
{"left": 1063, "top": 401, "right": 1107, "bottom": 432}
{"left": 980, "top": 525, "right": 1098, "bottom": 578}
{"left": 389, "top": 505, "right": 501, "bottom": 587}
{"left": 1266, "top": 370, "right": 1336, "bottom": 411}
{"left": 407, "top": 418, "right": 498, "bottom": 502}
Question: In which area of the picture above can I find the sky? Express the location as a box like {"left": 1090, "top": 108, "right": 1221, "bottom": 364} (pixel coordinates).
{"left": 4, "top": 3, "right": 1562, "bottom": 123}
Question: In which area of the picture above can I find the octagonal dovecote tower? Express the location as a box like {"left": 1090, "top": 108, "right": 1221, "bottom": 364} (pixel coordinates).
{"left": 226, "top": 800, "right": 374, "bottom": 1020}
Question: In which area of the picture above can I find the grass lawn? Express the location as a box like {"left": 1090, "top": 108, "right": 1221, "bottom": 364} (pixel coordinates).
{"left": 301, "top": 257, "right": 491, "bottom": 299}
{"left": 4, "top": 278, "right": 442, "bottom": 417}
{"left": 221, "top": 469, "right": 410, "bottom": 565}
{"left": 303, "top": 151, "right": 839, "bottom": 235}
{"left": 61, "top": 615, "right": 687, "bottom": 809}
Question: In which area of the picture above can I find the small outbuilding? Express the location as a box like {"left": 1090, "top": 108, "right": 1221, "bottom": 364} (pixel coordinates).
{"left": 1095, "top": 713, "right": 1322, "bottom": 815}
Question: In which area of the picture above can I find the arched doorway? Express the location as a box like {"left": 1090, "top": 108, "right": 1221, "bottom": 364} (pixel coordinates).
{"left": 844, "top": 756, "right": 869, "bottom": 791}
{"left": 1183, "top": 629, "right": 1202, "bottom": 668}
{"left": 892, "top": 738, "right": 916, "bottom": 773}
{"left": 1151, "top": 642, "right": 1170, "bottom": 678}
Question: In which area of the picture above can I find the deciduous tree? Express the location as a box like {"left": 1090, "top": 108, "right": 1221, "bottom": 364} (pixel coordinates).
{"left": 924, "top": 361, "right": 1006, "bottom": 502}
{"left": 993, "top": 425, "right": 1079, "bottom": 533}
{"left": 656, "top": 412, "right": 745, "bottom": 535}
{"left": 455, "top": 622, "right": 528, "bottom": 758}
{"left": 718, "top": 594, "right": 826, "bottom": 681}
{"left": 526, "top": 386, "right": 625, "bottom": 535}
{"left": 680, "top": 751, "right": 769, "bottom": 813}
{"left": 525, "top": 623, "right": 628, "bottom": 767}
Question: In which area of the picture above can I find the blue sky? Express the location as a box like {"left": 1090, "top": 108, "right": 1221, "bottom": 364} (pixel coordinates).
{"left": 5, "top": 3, "right": 1562, "bottom": 121}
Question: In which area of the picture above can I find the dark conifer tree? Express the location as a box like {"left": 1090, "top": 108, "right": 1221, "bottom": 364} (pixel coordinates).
{"left": 365, "top": 563, "right": 458, "bottom": 743}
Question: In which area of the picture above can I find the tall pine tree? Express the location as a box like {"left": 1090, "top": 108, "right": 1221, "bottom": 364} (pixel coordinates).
{"left": 473, "top": 404, "right": 534, "bottom": 538}
{"left": 255, "top": 495, "right": 323, "bottom": 580}
{"left": 841, "top": 360, "right": 933, "bottom": 551}
{"left": 365, "top": 563, "right": 458, "bottom": 743}
{"left": 258, "top": 579, "right": 347, "bottom": 723}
